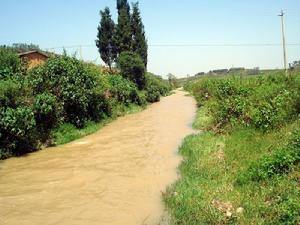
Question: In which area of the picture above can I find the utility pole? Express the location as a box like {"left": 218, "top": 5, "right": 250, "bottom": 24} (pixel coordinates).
{"left": 278, "top": 10, "right": 288, "bottom": 77}
{"left": 79, "top": 45, "right": 83, "bottom": 60}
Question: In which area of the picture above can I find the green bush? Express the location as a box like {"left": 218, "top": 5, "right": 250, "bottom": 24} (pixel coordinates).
{"left": 187, "top": 73, "right": 300, "bottom": 131}
{"left": 0, "top": 106, "right": 37, "bottom": 159}
{"left": 0, "top": 78, "right": 25, "bottom": 108}
{"left": 87, "top": 86, "right": 112, "bottom": 121}
{"left": 33, "top": 93, "right": 59, "bottom": 139}
{"left": 29, "top": 55, "right": 96, "bottom": 128}
{"left": 0, "top": 47, "right": 22, "bottom": 79}
{"left": 145, "top": 86, "right": 160, "bottom": 102}
{"left": 107, "top": 74, "right": 145, "bottom": 105}
{"left": 145, "top": 73, "right": 170, "bottom": 102}
{"left": 117, "top": 51, "right": 146, "bottom": 90}
{"left": 0, "top": 51, "right": 168, "bottom": 159}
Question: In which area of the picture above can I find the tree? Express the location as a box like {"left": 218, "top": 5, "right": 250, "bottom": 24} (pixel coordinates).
{"left": 289, "top": 60, "right": 300, "bottom": 71}
{"left": 114, "top": 7, "right": 132, "bottom": 53}
{"left": 11, "top": 43, "right": 40, "bottom": 53}
{"left": 131, "top": 2, "right": 148, "bottom": 68}
{"left": 117, "top": 0, "right": 130, "bottom": 15}
{"left": 96, "top": 7, "right": 117, "bottom": 71}
{"left": 167, "top": 73, "right": 178, "bottom": 88}
{"left": 117, "top": 51, "right": 146, "bottom": 90}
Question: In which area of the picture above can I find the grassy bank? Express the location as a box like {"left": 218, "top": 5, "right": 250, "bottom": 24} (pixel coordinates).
{"left": 164, "top": 72, "right": 300, "bottom": 224}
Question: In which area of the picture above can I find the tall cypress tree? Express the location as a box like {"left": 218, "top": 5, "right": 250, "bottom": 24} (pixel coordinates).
{"left": 114, "top": 7, "right": 132, "bottom": 53}
{"left": 96, "top": 7, "right": 117, "bottom": 70}
{"left": 131, "top": 2, "right": 148, "bottom": 68}
{"left": 117, "top": 0, "right": 130, "bottom": 15}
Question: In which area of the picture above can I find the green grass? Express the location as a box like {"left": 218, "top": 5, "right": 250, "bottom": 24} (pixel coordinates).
{"left": 192, "top": 104, "right": 214, "bottom": 130}
{"left": 164, "top": 109, "right": 300, "bottom": 225}
{"left": 53, "top": 103, "right": 144, "bottom": 145}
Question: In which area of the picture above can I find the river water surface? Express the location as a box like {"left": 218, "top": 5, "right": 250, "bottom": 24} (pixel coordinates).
{"left": 0, "top": 90, "right": 196, "bottom": 225}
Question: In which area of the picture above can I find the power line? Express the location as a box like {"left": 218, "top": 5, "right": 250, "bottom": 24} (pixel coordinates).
{"left": 149, "top": 43, "right": 300, "bottom": 47}
{"left": 45, "top": 43, "right": 300, "bottom": 50}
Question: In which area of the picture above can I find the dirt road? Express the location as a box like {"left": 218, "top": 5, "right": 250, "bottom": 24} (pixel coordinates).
{"left": 0, "top": 90, "right": 196, "bottom": 225}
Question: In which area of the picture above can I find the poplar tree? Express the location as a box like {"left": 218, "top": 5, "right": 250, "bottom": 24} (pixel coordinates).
{"left": 131, "top": 2, "right": 148, "bottom": 68}
{"left": 96, "top": 7, "right": 117, "bottom": 70}
{"left": 117, "top": 0, "right": 130, "bottom": 15}
{"left": 114, "top": 7, "right": 132, "bottom": 53}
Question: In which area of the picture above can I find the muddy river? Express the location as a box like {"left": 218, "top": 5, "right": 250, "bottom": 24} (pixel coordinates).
{"left": 0, "top": 90, "right": 196, "bottom": 225}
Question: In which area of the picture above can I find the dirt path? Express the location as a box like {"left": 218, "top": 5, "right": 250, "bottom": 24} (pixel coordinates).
{"left": 0, "top": 90, "right": 196, "bottom": 225}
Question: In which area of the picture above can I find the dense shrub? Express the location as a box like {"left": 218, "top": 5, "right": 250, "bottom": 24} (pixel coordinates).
{"left": 0, "top": 106, "right": 37, "bottom": 159}
{"left": 0, "top": 78, "right": 26, "bottom": 108}
{"left": 29, "top": 56, "right": 96, "bottom": 128}
{"left": 145, "top": 86, "right": 160, "bottom": 102}
{"left": 33, "top": 93, "right": 59, "bottom": 139}
{"left": 0, "top": 76, "right": 36, "bottom": 158}
{"left": 117, "top": 51, "right": 146, "bottom": 89}
{"left": 87, "top": 86, "right": 112, "bottom": 121}
{"left": 145, "top": 73, "right": 171, "bottom": 102}
{"left": 0, "top": 47, "right": 22, "bottom": 79}
{"left": 1, "top": 50, "right": 168, "bottom": 159}
{"left": 107, "top": 74, "right": 145, "bottom": 105}
{"left": 186, "top": 72, "right": 300, "bottom": 131}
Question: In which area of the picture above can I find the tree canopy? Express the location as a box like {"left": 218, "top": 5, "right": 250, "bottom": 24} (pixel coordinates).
{"left": 96, "top": 1, "right": 148, "bottom": 70}
{"left": 131, "top": 2, "right": 148, "bottom": 68}
{"left": 96, "top": 7, "right": 117, "bottom": 70}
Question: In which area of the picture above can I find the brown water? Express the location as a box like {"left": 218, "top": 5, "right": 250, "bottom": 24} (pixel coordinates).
{"left": 0, "top": 90, "right": 196, "bottom": 225}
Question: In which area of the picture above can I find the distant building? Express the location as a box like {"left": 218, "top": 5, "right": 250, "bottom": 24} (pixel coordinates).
{"left": 18, "top": 50, "right": 49, "bottom": 69}
{"left": 209, "top": 69, "right": 229, "bottom": 75}
{"left": 229, "top": 67, "right": 245, "bottom": 73}
{"left": 195, "top": 72, "right": 205, "bottom": 76}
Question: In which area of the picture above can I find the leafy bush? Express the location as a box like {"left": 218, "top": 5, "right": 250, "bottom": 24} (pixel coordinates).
{"left": 0, "top": 76, "right": 37, "bottom": 158}
{"left": 145, "top": 85, "right": 160, "bottom": 102}
{"left": 0, "top": 106, "right": 37, "bottom": 159}
{"left": 87, "top": 86, "right": 112, "bottom": 121}
{"left": 117, "top": 51, "right": 146, "bottom": 89}
{"left": 33, "top": 93, "right": 59, "bottom": 138}
{"left": 0, "top": 51, "right": 168, "bottom": 159}
{"left": 29, "top": 55, "right": 96, "bottom": 128}
{"left": 0, "top": 47, "right": 22, "bottom": 79}
{"left": 107, "top": 74, "right": 145, "bottom": 105}
{"left": 187, "top": 73, "right": 300, "bottom": 131}
{"left": 0, "top": 78, "right": 25, "bottom": 108}
{"left": 145, "top": 73, "right": 171, "bottom": 102}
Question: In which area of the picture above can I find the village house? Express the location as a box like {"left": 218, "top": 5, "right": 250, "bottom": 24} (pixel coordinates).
{"left": 18, "top": 50, "right": 49, "bottom": 69}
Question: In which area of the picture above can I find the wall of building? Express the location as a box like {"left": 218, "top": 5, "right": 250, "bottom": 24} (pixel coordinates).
{"left": 20, "top": 52, "right": 48, "bottom": 69}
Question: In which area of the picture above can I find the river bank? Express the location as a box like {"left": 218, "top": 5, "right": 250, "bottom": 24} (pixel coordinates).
{"left": 164, "top": 73, "right": 300, "bottom": 224}
{"left": 0, "top": 90, "right": 196, "bottom": 225}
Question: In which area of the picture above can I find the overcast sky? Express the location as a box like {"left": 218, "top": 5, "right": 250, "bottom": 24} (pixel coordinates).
{"left": 1, "top": 0, "right": 300, "bottom": 77}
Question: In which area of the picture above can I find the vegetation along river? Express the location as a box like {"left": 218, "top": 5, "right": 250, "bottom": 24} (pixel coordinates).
{"left": 0, "top": 90, "right": 196, "bottom": 225}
